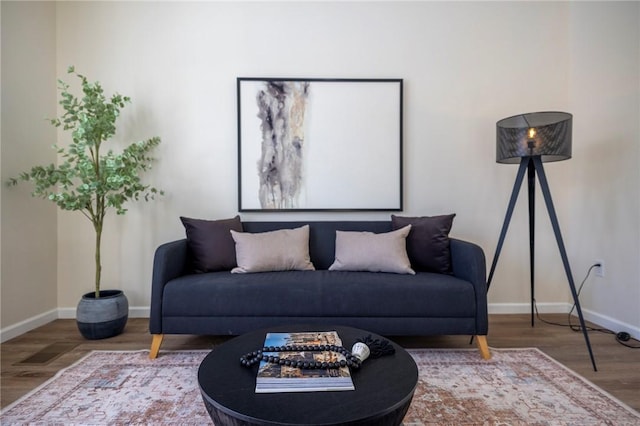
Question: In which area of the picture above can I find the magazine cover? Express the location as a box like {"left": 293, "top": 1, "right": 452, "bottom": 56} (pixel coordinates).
{"left": 255, "top": 331, "right": 355, "bottom": 393}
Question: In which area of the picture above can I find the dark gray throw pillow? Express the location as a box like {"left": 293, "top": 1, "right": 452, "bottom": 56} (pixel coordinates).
{"left": 391, "top": 214, "right": 456, "bottom": 274}
{"left": 180, "top": 216, "right": 243, "bottom": 273}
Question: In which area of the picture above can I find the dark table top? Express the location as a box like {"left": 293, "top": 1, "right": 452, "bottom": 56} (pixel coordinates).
{"left": 198, "top": 324, "right": 418, "bottom": 426}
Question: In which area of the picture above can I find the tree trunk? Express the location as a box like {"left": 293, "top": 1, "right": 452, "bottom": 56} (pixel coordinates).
{"left": 94, "top": 220, "right": 102, "bottom": 299}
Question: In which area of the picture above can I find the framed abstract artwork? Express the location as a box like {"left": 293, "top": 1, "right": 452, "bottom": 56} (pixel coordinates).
{"left": 237, "top": 78, "right": 403, "bottom": 212}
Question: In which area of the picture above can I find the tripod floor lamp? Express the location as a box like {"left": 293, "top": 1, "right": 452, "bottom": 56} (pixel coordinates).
{"left": 489, "top": 111, "right": 597, "bottom": 371}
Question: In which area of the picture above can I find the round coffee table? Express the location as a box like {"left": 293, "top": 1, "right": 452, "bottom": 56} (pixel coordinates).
{"left": 198, "top": 324, "right": 418, "bottom": 426}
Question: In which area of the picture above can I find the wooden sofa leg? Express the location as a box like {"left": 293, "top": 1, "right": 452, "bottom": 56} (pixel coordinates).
{"left": 475, "top": 335, "right": 491, "bottom": 360}
{"left": 150, "top": 334, "right": 164, "bottom": 359}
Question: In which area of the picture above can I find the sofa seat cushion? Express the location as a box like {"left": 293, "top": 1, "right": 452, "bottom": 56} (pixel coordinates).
{"left": 319, "top": 271, "right": 475, "bottom": 318}
{"left": 162, "top": 271, "right": 476, "bottom": 319}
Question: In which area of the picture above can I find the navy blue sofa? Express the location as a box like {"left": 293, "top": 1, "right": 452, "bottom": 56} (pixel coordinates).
{"left": 149, "top": 221, "right": 490, "bottom": 359}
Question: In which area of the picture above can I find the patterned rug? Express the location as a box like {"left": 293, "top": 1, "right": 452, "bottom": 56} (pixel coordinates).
{"left": 2, "top": 348, "right": 638, "bottom": 425}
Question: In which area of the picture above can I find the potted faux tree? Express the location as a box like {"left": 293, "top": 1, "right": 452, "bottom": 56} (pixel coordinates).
{"left": 9, "top": 66, "right": 162, "bottom": 339}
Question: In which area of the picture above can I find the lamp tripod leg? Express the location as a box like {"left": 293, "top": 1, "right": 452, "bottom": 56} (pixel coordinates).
{"left": 487, "top": 158, "right": 530, "bottom": 289}
{"left": 527, "top": 160, "right": 536, "bottom": 327}
{"left": 476, "top": 159, "right": 529, "bottom": 347}
{"left": 533, "top": 157, "right": 597, "bottom": 371}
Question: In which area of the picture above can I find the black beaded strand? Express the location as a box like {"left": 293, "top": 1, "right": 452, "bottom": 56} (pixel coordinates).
{"left": 240, "top": 344, "right": 362, "bottom": 370}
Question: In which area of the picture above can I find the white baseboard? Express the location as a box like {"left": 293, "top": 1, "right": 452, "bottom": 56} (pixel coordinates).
{"left": 581, "top": 308, "right": 640, "bottom": 340}
{"left": 57, "top": 306, "right": 150, "bottom": 319}
{"left": 127, "top": 307, "right": 150, "bottom": 318}
{"left": 56, "top": 307, "right": 76, "bottom": 319}
{"left": 489, "top": 302, "right": 640, "bottom": 340}
{"left": 2, "top": 307, "right": 150, "bottom": 343}
{"left": 0, "top": 309, "right": 58, "bottom": 343}
{"left": 3, "top": 304, "right": 638, "bottom": 342}
{"left": 488, "top": 302, "right": 572, "bottom": 314}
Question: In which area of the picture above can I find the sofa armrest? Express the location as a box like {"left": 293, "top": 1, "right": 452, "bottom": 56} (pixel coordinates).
{"left": 149, "top": 239, "right": 189, "bottom": 334}
{"left": 450, "top": 238, "right": 488, "bottom": 334}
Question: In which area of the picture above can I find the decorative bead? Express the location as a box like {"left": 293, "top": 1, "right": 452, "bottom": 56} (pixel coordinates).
{"left": 240, "top": 342, "right": 371, "bottom": 371}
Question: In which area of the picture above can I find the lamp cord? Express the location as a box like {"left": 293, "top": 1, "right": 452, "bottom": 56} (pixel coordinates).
{"left": 533, "top": 264, "right": 640, "bottom": 349}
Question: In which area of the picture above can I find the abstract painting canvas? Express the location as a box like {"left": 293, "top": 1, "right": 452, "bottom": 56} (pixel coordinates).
{"left": 238, "top": 78, "right": 403, "bottom": 211}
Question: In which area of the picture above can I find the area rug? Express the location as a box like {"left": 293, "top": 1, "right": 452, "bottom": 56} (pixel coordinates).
{"left": 2, "top": 349, "right": 639, "bottom": 425}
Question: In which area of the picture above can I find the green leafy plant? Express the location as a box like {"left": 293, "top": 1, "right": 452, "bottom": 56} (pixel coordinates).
{"left": 8, "top": 66, "right": 162, "bottom": 298}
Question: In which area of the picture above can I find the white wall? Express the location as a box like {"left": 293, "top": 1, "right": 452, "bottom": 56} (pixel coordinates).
{"left": 1, "top": 1, "right": 58, "bottom": 340}
{"left": 54, "top": 1, "right": 574, "bottom": 308}
{"left": 567, "top": 2, "right": 640, "bottom": 334}
{"left": 2, "top": 1, "right": 638, "bottom": 339}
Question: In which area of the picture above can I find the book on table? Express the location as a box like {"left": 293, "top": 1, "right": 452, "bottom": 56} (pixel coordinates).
{"left": 255, "top": 331, "right": 355, "bottom": 393}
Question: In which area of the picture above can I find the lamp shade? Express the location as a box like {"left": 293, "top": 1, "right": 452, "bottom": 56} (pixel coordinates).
{"left": 496, "top": 111, "right": 572, "bottom": 164}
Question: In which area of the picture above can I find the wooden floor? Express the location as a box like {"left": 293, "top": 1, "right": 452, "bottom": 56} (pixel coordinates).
{"left": 2, "top": 314, "right": 639, "bottom": 412}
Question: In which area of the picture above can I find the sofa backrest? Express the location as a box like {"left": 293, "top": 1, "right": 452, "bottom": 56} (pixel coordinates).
{"left": 242, "top": 221, "right": 392, "bottom": 270}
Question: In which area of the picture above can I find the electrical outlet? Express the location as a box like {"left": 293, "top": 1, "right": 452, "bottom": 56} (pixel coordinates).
{"left": 594, "top": 260, "right": 605, "bottom": 278}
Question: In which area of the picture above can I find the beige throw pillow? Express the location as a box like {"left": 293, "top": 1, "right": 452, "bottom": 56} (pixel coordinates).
{"left": 329, "top": 225, "right": 415, "bottom": 275}
{"left": 230, "top": 225, "right": 315, "bottom": 273}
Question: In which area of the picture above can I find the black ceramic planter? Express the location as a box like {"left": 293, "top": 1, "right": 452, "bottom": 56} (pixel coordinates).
{"left": 76, "top": 290, "right": 129, "bottom": 340}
